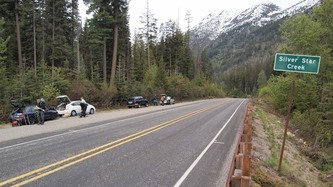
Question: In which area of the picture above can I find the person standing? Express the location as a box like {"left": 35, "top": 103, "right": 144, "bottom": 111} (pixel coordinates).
{"left": 36, "top": 98, "right": 45, "bottom": 125}
{"left": 153, "top": 96, "right": 158, "bottom": 106}
{"left": 80, "top": 97, "right": 87, "bottom": 118}
{"left": 160, "top": 95, "right": 165, "bottom": 106}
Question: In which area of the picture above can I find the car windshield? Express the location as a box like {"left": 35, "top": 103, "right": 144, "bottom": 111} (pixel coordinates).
{"left": 129, "top": 97, "right": 140, "bottom": 100}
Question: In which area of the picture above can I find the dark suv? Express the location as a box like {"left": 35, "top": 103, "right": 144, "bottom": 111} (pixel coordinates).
{"left": 127, "top": 96, "right": 149, "bottom": 108}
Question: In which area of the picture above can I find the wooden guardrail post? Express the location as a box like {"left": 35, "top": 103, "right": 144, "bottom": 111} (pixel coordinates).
{"left": 242, "top": 155, "right": 251, "bottom": 176}
{"left": 228, "top": 102, "right": 253, "bottom": 187}
{"left": 235, "top": 154, "right": 243, "bottom": 169}
{"left": 231, "top": 176, "right": 241, "bottom": 187}
{"left": 241, "top": 176, "right": 251, "bottom": 187}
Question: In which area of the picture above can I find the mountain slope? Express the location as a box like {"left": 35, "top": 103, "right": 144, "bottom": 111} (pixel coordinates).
{"left": 190, "top": 0, "right": 321, "bottom": 50}
{"left": 189, "top": 0, "right": 321, "bottom": 96}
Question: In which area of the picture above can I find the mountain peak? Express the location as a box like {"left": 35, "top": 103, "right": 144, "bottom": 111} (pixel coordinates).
{"left": 190, "top": 0, "right": 320, "bottom": 48}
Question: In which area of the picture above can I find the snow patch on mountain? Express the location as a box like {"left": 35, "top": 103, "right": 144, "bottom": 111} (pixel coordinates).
{"left": 191, "top": 0, "right": 321, "bottom": 43}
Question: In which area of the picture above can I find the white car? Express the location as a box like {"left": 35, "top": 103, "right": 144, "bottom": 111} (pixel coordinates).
{"left": 56, "top": 95, "right": 96, "bottom": 116}
{"left": 159, "top": 94, "right": 175, "bottom": 105}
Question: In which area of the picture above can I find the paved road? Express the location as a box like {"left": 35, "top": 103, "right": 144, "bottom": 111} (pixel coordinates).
{"left": 0, "top": 98, "right": 247, "bottom": 187}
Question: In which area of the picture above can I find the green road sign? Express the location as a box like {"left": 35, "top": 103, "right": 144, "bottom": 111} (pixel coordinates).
{"left": 274, "top": 53, "right": 321, "bottom": 74}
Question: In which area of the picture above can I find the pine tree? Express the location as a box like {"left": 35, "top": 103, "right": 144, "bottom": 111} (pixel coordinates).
{"left": 0, "top": 18, "right": 10, "bottom": 108}
{"left": 110, "top": 0, "right": 128, "bottom": 89}
{"left": 139, "top": 0, "right": 158, "bottom": 69}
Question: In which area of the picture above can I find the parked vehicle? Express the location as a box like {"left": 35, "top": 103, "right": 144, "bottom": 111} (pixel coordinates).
{"left": 159, "top": 94, "right": 175, "bottom": 105}
{"left": 127, "top": 96, "right": 149, "bottom": 108}
{"left": 8, "top": 100, "right": 58, "bottom": 127}
{"left": 56, "top": 95, "right": 96, "bottom": 116}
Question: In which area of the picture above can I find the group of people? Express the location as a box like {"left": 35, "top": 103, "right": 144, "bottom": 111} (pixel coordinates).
{"left": 152, "top": 95, "right": 167, "bottom": 106}
{"left": 34, "top": 96, "right": 87, "bottom": 125}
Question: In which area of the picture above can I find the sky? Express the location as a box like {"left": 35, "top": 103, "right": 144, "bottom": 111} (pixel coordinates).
{"left": 79, "top": 0, "right": 301, "bottom": 38}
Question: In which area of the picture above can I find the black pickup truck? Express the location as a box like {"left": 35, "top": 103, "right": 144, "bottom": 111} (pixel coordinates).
{"left": 127, "top": 96, "right": 149, "bottom": 108}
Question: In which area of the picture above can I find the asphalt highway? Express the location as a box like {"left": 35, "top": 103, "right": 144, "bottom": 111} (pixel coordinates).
{"left": 0, "top": 98, "right": 248, "bottom": 187}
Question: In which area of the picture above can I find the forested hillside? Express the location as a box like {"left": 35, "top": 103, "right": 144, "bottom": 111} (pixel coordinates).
{"left": 0, "top": 0, "right": 224, "bottom": 122}
{"left": 206, "top": 19, "right": 285, "bottom": 97}
{"left": 260, "top": 0, "right": 333, "bottom": 171}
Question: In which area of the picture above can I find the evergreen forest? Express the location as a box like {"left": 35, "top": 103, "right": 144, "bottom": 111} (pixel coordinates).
{"left": 0, "top": 0, "right": 224, "bottom": 122}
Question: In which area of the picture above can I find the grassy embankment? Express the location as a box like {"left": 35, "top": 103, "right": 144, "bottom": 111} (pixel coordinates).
{"left": 251, "top": 100, "right": 332, "bottom": 187}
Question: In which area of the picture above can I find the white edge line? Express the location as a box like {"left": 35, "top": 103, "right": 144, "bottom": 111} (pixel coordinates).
{"left": 0, "top": 121, "right": 119, "bottom": 151}
{"left": 174, "top": 99, "right": 246, "bottom": 187}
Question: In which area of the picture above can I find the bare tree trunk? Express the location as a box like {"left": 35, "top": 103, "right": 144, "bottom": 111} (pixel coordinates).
{"left": 195, "top": 34, "right": 201, "bottom": 78}
{"left": 103, "top": 38, "right": 107, "bottom": 84}
{"left": 110, "top": 0, "right": 120, "bottom": 89}
{"left": 33, "top": 1, "right": 37, "bottom": 78}
{"left": 42, "top": 6, "right": 45, "bottom": 80}
{"left": 52, "top": 0, "right": 55, "bottom": 78}
{"left": 110, "top": 25, "right": 118, "bottom": 88}
{"left": 90, "top": 47, "right": 93, "bottom": 81}
{"left": 146, "top": 0, "right": 150, "bottom": 68}
{"left": 15, "top": 1, "right": 22, "bottom": 72}
{"left": 125, "top": 37, "right": 130, "bottom": 80}
{"left": 169, "top": 53, "right": 171, "bottom": 76}
{"left": 77, "top": 36, "right": 80, "bottom": 80}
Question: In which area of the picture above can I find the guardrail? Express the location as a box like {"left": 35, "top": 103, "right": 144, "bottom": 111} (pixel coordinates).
{"left": 227, "top": 103, "right": 252, "bottom": 187}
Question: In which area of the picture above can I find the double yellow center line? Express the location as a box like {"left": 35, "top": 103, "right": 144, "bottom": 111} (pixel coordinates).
{"left": 0, "top": 102, "right": 222, "bottom": 187}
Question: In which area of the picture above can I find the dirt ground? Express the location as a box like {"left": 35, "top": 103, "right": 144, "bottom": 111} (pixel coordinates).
{"left": 250, "top": 101, "right": 331, "bottom": 187}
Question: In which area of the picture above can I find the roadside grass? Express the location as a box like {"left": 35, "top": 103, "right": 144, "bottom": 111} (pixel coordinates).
{"left": 254, "top": 106, "right": 289, "bottom": 173}
{"left": 251, "top": 101, "right": 329, "bottom": 187}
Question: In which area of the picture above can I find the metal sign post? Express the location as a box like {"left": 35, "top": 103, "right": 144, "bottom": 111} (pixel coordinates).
{"left": 274, "top": 53, "right": 321, "bottom": 172}
{"left": 278, "top": 72, "right": 296, "bottom": 172}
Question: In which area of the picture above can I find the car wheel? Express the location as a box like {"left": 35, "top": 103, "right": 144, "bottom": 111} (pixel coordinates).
{"left": 29, "top": 117, "right": 36, "bottom": 125}
{"left": 89, "top": 108, "right": 95, "bottom": 114}
{"left": 145, "top": 103, "right": 149, "bottom": 107}
{"left": 128, "top": 106, "right": 132, "bottom": 108}
{"left": 138, "top": 104, "right": 141, "bottom": 108}
{"left": 53, "top": 114, "right": 58, "bottom": 120}
{"left": 71, "top": 110, "right": 77, "bottom": 116}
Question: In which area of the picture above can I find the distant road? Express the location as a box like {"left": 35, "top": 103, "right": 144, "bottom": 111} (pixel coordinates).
{"left": 0, "top": 98, "right": 247, "bottom": 187}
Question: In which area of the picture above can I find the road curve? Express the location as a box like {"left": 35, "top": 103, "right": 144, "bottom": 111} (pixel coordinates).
{"left": 0, "top": 98, "right": 248, "bottom": 187}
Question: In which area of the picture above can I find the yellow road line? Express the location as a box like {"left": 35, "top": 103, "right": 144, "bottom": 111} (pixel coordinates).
{"left": 1, "top": 102, "right": 223, "bottom": 187}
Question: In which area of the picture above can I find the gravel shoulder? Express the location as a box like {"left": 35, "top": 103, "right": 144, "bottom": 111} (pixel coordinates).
{"left": 0, "top": 101, "right": 195, "bottom": 143}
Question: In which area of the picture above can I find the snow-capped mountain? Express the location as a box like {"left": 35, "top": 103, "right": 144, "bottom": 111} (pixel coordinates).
{"left": 191, "top": 0, "right": 321, "bottom": 48}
